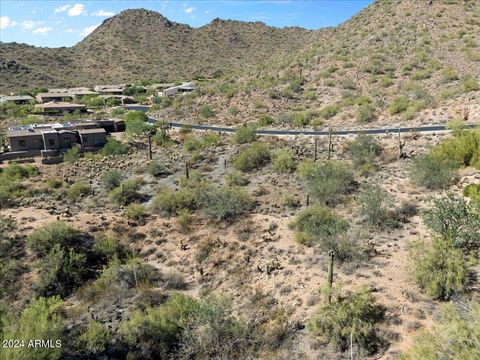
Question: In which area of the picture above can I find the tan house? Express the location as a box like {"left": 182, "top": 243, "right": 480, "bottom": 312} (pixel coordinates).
{"left": 35, "top": 93, "right": 74, "bottom": 103}
{"left": 35, "top": 102, "right": 87, "bottom": 113}
{"left": 94, "top": 85, "right": 125, "bottom": 95}
{"left": 0, "top": 95, "right": 35, "bottom": 105}
{"left": 6, "top": 129, "right": 44, "bottom": 152}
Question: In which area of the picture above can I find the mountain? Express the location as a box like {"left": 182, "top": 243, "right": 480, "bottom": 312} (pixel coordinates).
{"left": 153, "top": 0, "right": 479, "bottom": 128}
{"left": 0, "top": 9, "right": 313, "bottom": 92}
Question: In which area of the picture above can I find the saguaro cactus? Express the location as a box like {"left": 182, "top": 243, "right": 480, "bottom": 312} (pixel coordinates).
{"left": 327, "top": 128, "right": 333, "bottom": 160}
{"left": 185, "top": 162, "right": 189, "bottom": 179}
{"left": 327, "top": 250, "right": 334, "bottom": 303}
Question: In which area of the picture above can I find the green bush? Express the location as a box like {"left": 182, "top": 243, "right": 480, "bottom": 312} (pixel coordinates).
{"left": 422, "top": 192, "right": 480, "bottom": 248}
{"left": 101, "top": 169, "right": 123, "bottom": 190}
{"left": 356, "top": 103, "right": 377, "bottom": 123}
{"left": 257, "top": 114, "right": 274, "bottom": 127}
{"left": 319, "top": 104, "right": 340, "bottom": 119}
{"left": 347, "top": 135, "right": 382, "bottom": 174}
{"left": 463, "top": 183, "right": 480, "bottom": 200}
{"left": 298, "top": 160, "right": 354, "bottom": 205}
{"left": 389, "top": 96, "right": 409, "bottom": 115}
{"left": 1, "top": 163, "right": 39, "bottom": 180}
{"left": 124, "top": 203, "right": 147, "bottom": 223}
{"left": 125, "top": 111, "right": 152, "bottom": 137}
{"left": 36, "top": 244, "right": 87, "bottom": 297}
{"left": 409, "top": 154, "right": 458, "bottom": 190}
{"left": 232, "top": 124, "right": 257, "bottom": 144}
{"left": 225, "top": 171, "right": 249, "bottom": 186}
{"left": 271, "top": 149, "right": 296, "bottom": 173}
{"left": 183, "top": 135, "right": 203, "bottom": 152}
{"left": 66, "top": 182, "right": 91, "bottom": 201}
{"left": 1, "top": 296, "right": 64, "bottom": 360}
{"left": 198, "top": 186, "right": 253, "bottom": 222}
{"left": 63, "top": 146, "right": 81, "bottom": 164}
{"left": 400, "top": 302, "right": 480, "bottom": 360}
{"left": 76, "top": 321, "right": 111, "bottom": 354}
{"left": 309, "top": 286, "right": 383, "bottom": 353}
{"left": 108, "top": 179, "right": 142, "bottom": 206}
{"left": 27, "top": 221, "right": 81, "bottom": 257}
{"left": 201, "top": 133, "right": 222, "bottom": 147}
{"left": 93, "top": 234, "right": 125, "bottom": 261}
{"left": 291, "top": 205, "right": 362, "bottom": 261}
{"left": 430, "top": 129, "right": 480, "bottom": 168}
{"left": 233, "top": 142, "right": 271, "bottom": 172}
{"left": 147, "top": 161, "right": 168, "bottom": 177}
{"left": 440, "top": 67, "right": 459, "bottom": 83}
{"left": 358, "top": 185, "right": 398, "bottom": 229}
{"left": 199, "top": 104, "right": 214, "bottom": 118}
{"left": 101, "top": 138, "right": 128, "bottom": 156}
{"left": 409, "top": 236, "right": 468, "bottom": 300}
{"left": 462, "top": 75, "right": 479, "bottom": 92}
{"left": 150, "top": 187, "right": 197, "bottom": 216}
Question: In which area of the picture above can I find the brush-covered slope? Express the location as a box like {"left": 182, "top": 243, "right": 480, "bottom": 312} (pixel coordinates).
{"left": 0, "top": 9, "right": 313, "bottom": 92}
{"left": 168, "top": 0, "right": 479, "bottom": 128}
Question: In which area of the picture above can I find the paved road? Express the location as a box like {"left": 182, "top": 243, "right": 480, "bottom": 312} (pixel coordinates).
{"left": 126, "top": 105, "right": 478, "bottom": 136}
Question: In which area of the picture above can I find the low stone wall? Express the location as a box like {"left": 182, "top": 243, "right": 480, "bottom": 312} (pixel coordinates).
{"left": 0, "top": 150, "right": 41, "bottom": 162}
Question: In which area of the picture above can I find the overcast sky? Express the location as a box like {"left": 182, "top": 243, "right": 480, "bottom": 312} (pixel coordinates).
{"left": 0, "top": 0, "right": 373, "bottom": 48}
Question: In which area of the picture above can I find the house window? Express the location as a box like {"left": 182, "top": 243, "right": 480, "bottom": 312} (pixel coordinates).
{"left": 18, "top": 139, "right": 26, "bottom": 147}
{"left": 83, "top": 136, "right": 88, "bottom": 143}
{"left": 48, "top": 139, "right": 55, "bottom": 146}
{"left": 63, "top": 138, "right": 71, "bottom": 146}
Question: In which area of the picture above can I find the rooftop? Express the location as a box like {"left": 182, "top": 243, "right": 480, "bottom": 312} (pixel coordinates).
{"left": 77, "top": 128, "right": 107, "bottom": 134}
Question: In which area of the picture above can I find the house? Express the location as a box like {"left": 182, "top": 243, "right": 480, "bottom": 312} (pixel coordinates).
{"left": 0, "top": 95, "right": 35, "bottom": 105}
{"left": 47, "top": 87, "right": 97, "bottom": 99}
{"left": 35, "top": 92, "right": 74, "bottom": 103}
{"left": 94, "top": 85, "right": 125, "bottom": 95}
{"left": 99, "top": 95, "right": 136, "bottom": 105}
{"left": 78, "top": 128, "right": 107, "bottom": 148}
{"left": 6, "top": 129, "right": 45, "bottom": 152}
{"left": 35, "top": 102, "right": 87, "bottom": 114}
{"left": 159, "top": 82, "right": 195, "bottom": 98}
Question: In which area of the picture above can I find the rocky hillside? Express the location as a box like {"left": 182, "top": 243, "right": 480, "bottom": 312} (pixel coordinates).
{"left": 0, "top": 9, "right": 313, "bottom": 92}
{"left": 151, "top": 0, "right": 480, "bottom": 128}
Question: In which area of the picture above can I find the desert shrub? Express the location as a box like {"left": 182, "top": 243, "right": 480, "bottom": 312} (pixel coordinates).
{"left": 147, "top": 161, "right": 168, "bottom": 177}
{"left": 199, "top": 104, "right": 214, "bottom": 118}
{"left": 409, "top": 154, "right": 458, "bottom": 189}
{"left": 101, "top": 138, "right": 128, "bottom": 156}
{"left": 233, "top": 142, "right": 271, "bottom": 172}
{"left": 272, "top": 149, "right": 297, "bottom": 173}
{"left": 101, "top": 169, "right": 123, "bottom": 190}
{"left": 225, "top": 171, "right": 249, "bottom": 186}
{"left": 232, "top": 124, "right": 257, "bottom": 144}
{"left": 66, "top": 182, "right": 91, "bottom": 201}
{"left": 408, "top": 236, "right": 468, "bottom": 300}
{"left": 389, "top": 96, "right": 409, "bottom": 115}
{"left": 93, "top": 234, "right": 125, "bottom": 261}
{"left": 176, "top": 208, "right": 192, "bottom": 231}
{"left": 108, "top": 179, "right": 142, "bottom": 206}
{"left": 63, "top": 145, "right": 81, "bottom": 164}
{"left": 358, "top": 185, "right": 398, "bottom": 229}
{"left": 124, "top": 204, "right": 147, "bottom": 224}
{"left": 462, "top": 75, "right": 479, "bottom": 92}
{"left": 150, "top": 187, "right": 197, "bottom": 216}
{"left": 1, "top": 163, "right": 38, "bottom": 180}
{"left": 309, "top": 286, "right": 384, "bottom": 353}
{"left": 463, "top": 183, "right": 480, "bottom": 200}
{"left": 183, "top": 135, "right": 203, "bottom": 152}
{"left": 1, "top": 297, "right": 64, "bottom": 360}
{"left": 422, "top": 192, "right": 480, "bottom": 248}
{"left": 201, "top": 133, "right": 222, "bottom": 147}
{"left": 257, "top": 114, "right": 274, "bottom": 127}
{"left": 198, "top": 186, "right": 253, "bottom": 222}
{"left": 76, "top": 321, "right": 111, "bottom": 354}
{"left": 292, "top": 205, "right": 348, "bottom": 246}
{"left": 47, "top": 178, "right": 63, "bottom": 189}
{"left": 111, "top": 107, "right": 126, "bottom": 116}
{"left": 356, "top": 103, "right": 377, "bottom": 123}
{"left": 298, "top": 160, "right": 355, "bottom": 205}
{"left": 440, "top": 67, "right": 459, "bottom": 83}
{"left": 319, "top": 104, "right": 340, "bottom": 119}
{"left": 430, "top": 129, "right": 480, "bottom": 168}
{"left": 27, "top": 221, "right": 81, "bottom": 257}
{"left": 36, "top": 244, "right": 87, "bottom": 297}
{"left": 347, "top": 135, "right": 382, "bottom": 174}
{"left": 400, "top": 302, "right": 480, "bottom": 360}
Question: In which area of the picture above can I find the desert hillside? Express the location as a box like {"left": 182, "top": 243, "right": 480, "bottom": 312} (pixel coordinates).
{"left": 0, "top": 9, "right": 313, "bottom": 91}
